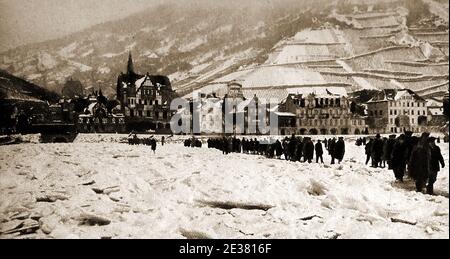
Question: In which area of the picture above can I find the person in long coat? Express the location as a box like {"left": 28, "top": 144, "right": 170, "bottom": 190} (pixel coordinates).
{"left": 275, "top": 140, "right": 283, "bottom": 159}
{"left": 150, "top": 138, "right": 157, "bottom": 154}
{"left": 222, "top": 137, "right": 228, "bottom": 154}
{"left": 385, "top": 135, "right": 396, "bottom": 169}
{"left": 391, "top": 134, "right": 408, "bottom": 182}
{"left": 303, "top": 138, "right": 314, "bottom": 163}
{"left": 295, "top": 138, "right": 304, "bottom": 162}
{"left": 427, "top": 137, "right": 445, "bottom": 195}
{"left": 315, "top": 140, "right": 324, "bottom": 163}
{"left": 288, "top": 135, "right": 298, "bottom": 161}
{"left": 381, "top": 137, "right": 389, "bottom": 168}
{"left": 371, "top": 134, "right": 384, "bottom": 168}
{"left": 333, "top": 137, "right": 345, "bottom": 164}
{"left": 329, "top": 138, "right": 336, "bottom": 164}
{"left": 409, "top": 133, "right": 432, "bottom": 193}
{"left": 254, "top": 139, "right": 260, "bottom": 155}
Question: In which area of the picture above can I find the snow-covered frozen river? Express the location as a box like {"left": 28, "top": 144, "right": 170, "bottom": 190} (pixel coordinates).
{"left": 0, "top": 135, "right": 448, "bottom": 239}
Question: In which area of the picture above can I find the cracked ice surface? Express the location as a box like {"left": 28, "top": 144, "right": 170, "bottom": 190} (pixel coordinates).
{"left": 0, "top": 135, "right": 448, "bottom": 239}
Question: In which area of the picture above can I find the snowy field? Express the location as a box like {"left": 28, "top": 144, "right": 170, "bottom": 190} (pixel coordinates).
{"left": 0, "top": 134, "right": 448, "bottom": 239}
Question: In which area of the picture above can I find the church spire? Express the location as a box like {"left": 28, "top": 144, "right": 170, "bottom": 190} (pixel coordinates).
{"left": 127, "top": 52, "right": 135, "bottom": 75}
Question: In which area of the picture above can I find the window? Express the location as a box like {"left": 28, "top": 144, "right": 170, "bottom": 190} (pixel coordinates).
{"left": 390, "top": 110, "right": 393, "bottom": 115}
{"left": 138, "top": 110, "right": 143, "bottom": 117}
{"left": 155, "top": 100, "right": 159, "bottom": 106}
{"left": 147, "top": 111, "right": 151, "bottom": 117}
{"left": 380, "top": 110, "right": 383, "bottom": 116}
{"left": 411, "top": 110, "right": 414, "bottom": 115}
{"left": 375, "top": 111, "right": 378, "bottom": 116}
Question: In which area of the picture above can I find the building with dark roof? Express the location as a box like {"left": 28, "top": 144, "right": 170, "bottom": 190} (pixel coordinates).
{"left": 366, "top": 89, "right": 428, "bottom": 133}
{"left": 116, "top": 53, "right": 177, "bottom": 132}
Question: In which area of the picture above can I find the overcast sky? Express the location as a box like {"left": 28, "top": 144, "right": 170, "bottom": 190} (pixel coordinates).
{"left": 0, "top": 0, "right": 164, "bottom": 52}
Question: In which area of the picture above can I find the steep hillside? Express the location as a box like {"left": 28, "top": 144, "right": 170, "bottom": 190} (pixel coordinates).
{"left": 0, "top": 70, "right": 59, "bottom": 102}
{"left": 0, "top": 0, "right": 330, "bottom": 98}
{"left": 191, "top": 0, "right": 448, "bottom": 100}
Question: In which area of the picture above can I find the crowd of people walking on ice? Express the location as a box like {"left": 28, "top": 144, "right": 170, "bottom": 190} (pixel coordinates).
{"left": 203, "top": 135, "right": 346, "bottom": 165}
{"left": 184, "top": 131, "right": 445, "bottom": 195}
{"left": 128, "top": 129, "right": 446, "bottom": 196}
{"left": 360, "top": 132, "right": 445, "bottom": 195}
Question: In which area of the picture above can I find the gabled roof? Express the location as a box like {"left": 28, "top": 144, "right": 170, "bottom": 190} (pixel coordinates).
{"left": 368, "top": 89, "right": 426, "bottom": 103}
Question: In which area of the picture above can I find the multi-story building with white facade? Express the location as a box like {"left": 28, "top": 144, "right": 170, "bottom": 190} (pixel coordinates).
{"left": 277, "top": 87, "right": 368, "bottom": 135}
{"left": 366, "top": 89, "right": 428, "bottom": 133}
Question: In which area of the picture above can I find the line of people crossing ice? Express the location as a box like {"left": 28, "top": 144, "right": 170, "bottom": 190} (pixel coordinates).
{"left": 204, "top": 135, "right": 346, "bottom": 164}
{"left": 183, "top": 131, "right": 445, "bottom": 196}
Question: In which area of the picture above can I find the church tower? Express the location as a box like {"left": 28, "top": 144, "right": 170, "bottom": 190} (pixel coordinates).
{"left": 127, "top": 52, "right": 135, "bottom": 75}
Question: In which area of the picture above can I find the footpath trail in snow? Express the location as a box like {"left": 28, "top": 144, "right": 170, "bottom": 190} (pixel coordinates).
{"left": 0, "top": 136, "right": 448, "bottom": 239}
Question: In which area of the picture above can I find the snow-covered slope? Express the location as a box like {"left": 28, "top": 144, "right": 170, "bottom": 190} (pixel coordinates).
{"left": 1, "top": 0, "right": 447, "bottom": 100}
{"left": 0, "top": 0, "right": 329, "bottom": 98}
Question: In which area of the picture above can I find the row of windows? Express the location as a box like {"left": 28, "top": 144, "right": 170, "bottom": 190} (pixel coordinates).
{"left": 298, "top": 118, "right": 362, "bottom": 127}
{"left": 389, "top": 118, "right": 418, "bottom": 125}
{"left": 369, "top": 110, "right": 384, "bottom": 116}
{"left": 78, "top": 118, "right": 125, "bottom": 124}
{"left": 128, "top": 98, "right": 161, "bottom": 106}
{"left": 130, "top": 110, "right": 168, "bottom": 119}
{"left": 142, "top": 89, "right": 158, "bottom": 96}
{"left": 294, "top": 99, "right": 342, "bottom": 108}
{"left": 298, "top": 109, "right": 347, "bottom": 116}
{"left": 371, "top": 109, "right": 427, "bottom": 117}
{"left": 389, "top": 101, "right": 425, "bottom": 108}
{"left": 389, "top": 109, "right": 427, "bottom": 116}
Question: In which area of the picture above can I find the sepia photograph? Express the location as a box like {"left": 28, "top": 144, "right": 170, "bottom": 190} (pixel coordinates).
{"left": 0, "top": 0, "right": 449, "bottom": 244}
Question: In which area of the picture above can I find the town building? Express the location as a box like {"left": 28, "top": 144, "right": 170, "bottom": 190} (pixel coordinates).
{"left": 426, "top": 97, "right": 447, "bottom": 131}
{"left": 277, "top": 87, "right": 368, "bottom": 135}
{"left": 116, "top": 53, "right": 177, "bottom": 132}
{"left": 76, "top": 93, "right": 126, "bottom": 133}
{"left": 178, "top": 82, "right": 276, "bottom": 135}
{"left": 366, "top": 89, "right": 428, "bottom": 134}
{"left": 61, "top": 78, "right": 84, "bottom": 99}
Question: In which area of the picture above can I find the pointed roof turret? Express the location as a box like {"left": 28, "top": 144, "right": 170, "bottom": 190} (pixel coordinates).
{"left": 127, "top": 52, "right": 135, "bottom": 75}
